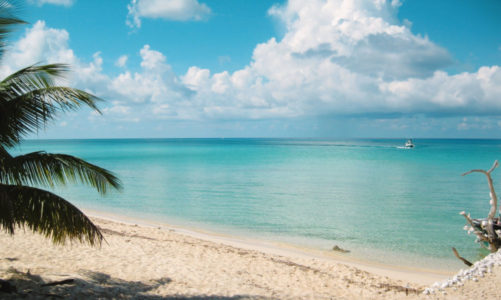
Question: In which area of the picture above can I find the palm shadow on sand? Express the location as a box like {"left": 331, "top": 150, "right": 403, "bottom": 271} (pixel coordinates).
{"left": 1, "top": 268, "right": 274, "bottom": 299}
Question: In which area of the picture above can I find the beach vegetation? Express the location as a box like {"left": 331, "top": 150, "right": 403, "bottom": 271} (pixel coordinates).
{"left": 0, "top": 1, "right": 121, "bottom": 246}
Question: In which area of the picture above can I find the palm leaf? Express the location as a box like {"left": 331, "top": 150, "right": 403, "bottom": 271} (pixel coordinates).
{"left": 0, "top": 2, "right": 117, "bottom": 247}
{"left": 2, "top": 64, "right": 70, "bottom": 93}
{"left": 0, "top": 64, "right": 102, "bottom": 147}
{"left": 0, "top": 184, "right": 103, "bottom": 245}
{"left": 0, "top": 147, "right": 122, "bottom": 194}
{"left": 0, "top": 185, "right": 15, "bottom": 233}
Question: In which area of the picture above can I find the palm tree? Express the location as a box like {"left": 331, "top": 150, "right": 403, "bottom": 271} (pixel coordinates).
{"left": 0, "top": 3, "right": 122, "bottom": 246}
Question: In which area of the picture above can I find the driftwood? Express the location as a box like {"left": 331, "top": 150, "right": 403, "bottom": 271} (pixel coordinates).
{"left": 452, "top": 247, "right": 473, "bottom": 267}
{"left": 459, "top": 211, "right": 490, "bottom": 247}
{"left": 455, "top": 160, "right": 501, "bottom": 265}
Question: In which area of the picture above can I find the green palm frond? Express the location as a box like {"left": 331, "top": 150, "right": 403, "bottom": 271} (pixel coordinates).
{"left": 0, "top": 3, "right": 120, "bottom": 247}
{"left": 0, "top": 185, "right": 15, "bottom": 233}
{"left": 0, "top": 184, "right": 103, "bottom": 245}
{"left": 0, "top": 147, "right": 122, "bottom": 194}
{"left": 0, "top": 64, "right": 102, "bottom": 147}
{"left": 2, "top": 64, "right": 70, "bottom": 92}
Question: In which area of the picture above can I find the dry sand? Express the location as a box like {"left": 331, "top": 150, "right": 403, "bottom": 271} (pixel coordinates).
{"left": 0, "top": 216, "right": 499, "bottom": 299}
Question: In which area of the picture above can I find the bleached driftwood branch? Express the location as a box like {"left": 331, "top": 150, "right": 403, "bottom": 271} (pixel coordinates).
{"left": 459, "top": 211, "right": 490, "bottom": 244}
{"left": 462, "top": 160, "right": 499, "bottom": 221}
{"left": 452, "top": 247, "right": 473, "bottom": 267}
{"left": 460, "top": 160, "right": 500, "bottom": 252}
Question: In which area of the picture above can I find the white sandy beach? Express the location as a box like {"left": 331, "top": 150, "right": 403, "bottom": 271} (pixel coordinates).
{"left": 0, "top": 215, "right": 499, "bottom": 299}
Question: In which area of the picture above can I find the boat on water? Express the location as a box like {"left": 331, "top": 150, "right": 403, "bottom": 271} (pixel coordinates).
{"left": 404, "top": 139, "right": 414, "bottom": 148}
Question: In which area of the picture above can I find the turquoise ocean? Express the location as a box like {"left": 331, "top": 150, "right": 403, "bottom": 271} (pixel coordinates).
{"left": 13, "top": 139, "right": 501, "bottom": 270}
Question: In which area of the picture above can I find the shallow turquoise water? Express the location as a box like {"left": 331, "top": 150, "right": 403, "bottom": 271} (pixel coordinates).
{"left": 12, "top": 139, "right": 501, "bottom": 269}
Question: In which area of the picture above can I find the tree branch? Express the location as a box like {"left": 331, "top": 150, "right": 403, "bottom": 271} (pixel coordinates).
{"left": 460, "top": 211, "right": 490, "bottom": 243}
{"left": 462, "top": 160, "right": 499, "bottom": 248}
{"left": 452, "top": 247, "right": 473, "bottom": 267}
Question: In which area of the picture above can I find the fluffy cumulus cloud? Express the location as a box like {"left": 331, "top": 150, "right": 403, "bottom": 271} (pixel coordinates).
{"left": 6, "top": 0, "right": 501, "bottom": 132}
{"left": 29, "top": 0, "right": 75, "bottom": 7}
{"left": 127, "top": 0, "right": 211, "bottom": 28}
{"left": 0, "top": 20, "right": 104, "bottom": 91}
{"left": 110, "top": 45, "right": 193, "bottom": 111}
{"left": 178, "top": 0, "right": 501, "bottom": 119}
{"left": 0, "top": 20, "right": 75, "bottom": 75}
{"left": 0, "top": 20, "right": 193, "bottom": 123}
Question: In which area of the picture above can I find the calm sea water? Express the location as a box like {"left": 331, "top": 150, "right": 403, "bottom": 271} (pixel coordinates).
{"left": 12, "top": 139, "right": 501, "bottom": 270}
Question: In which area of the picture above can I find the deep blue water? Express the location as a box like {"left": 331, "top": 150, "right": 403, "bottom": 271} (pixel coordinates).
{"left": 12, "top": 138, "right": 501, "bottom": 270}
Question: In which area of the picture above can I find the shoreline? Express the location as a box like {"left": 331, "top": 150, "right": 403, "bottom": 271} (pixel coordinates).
{"left": 83, "top": 208, "right": 453, "bottom": 285}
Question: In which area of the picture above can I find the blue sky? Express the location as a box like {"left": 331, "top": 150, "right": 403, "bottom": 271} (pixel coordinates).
{"left": 5, "top": 0, "right": 501, "bottom": 138}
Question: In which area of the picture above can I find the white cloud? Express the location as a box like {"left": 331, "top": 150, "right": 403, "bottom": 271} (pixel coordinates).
{"left": 174, "top": 0, "right": 501, "bottom": 119}
{"left": 29, "top": 0, "right": 75, "bottom": 7}
{"left": 109, "top": 45, "right": 191, "bottom": 108}
{"left": 390, "top": 0, "right": 402, "bottom": 8}
{"left": 177, "top": 0, "right": 458, "bottom": 118}
{"left": 139, "top": 45, "right": 167, "bottom": 71}
{"left": 104, "top": 102, "right": 131, "bottom": 115}
{"left": 6, "top": 1, "right": 501, "bottom": 130}
{"left": 115, "top": 55, "right": 128, "bottom": 68}
{"left": 0, "top": 21, "right": 188, "bottom": 123}
{"left": 379, "top": 66, "right": 501, "bottom": 114}
{"left": 0, "top": 20, "right": 75, "bottom": 78}
{"left": 127, "top": 0, "right": 211, "bottom": 28}
{"left": 0, "top": 20, "right": 109, "bottom": 106}
{"left": 456, "top": 117, "right": 495, "bottom": 131}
